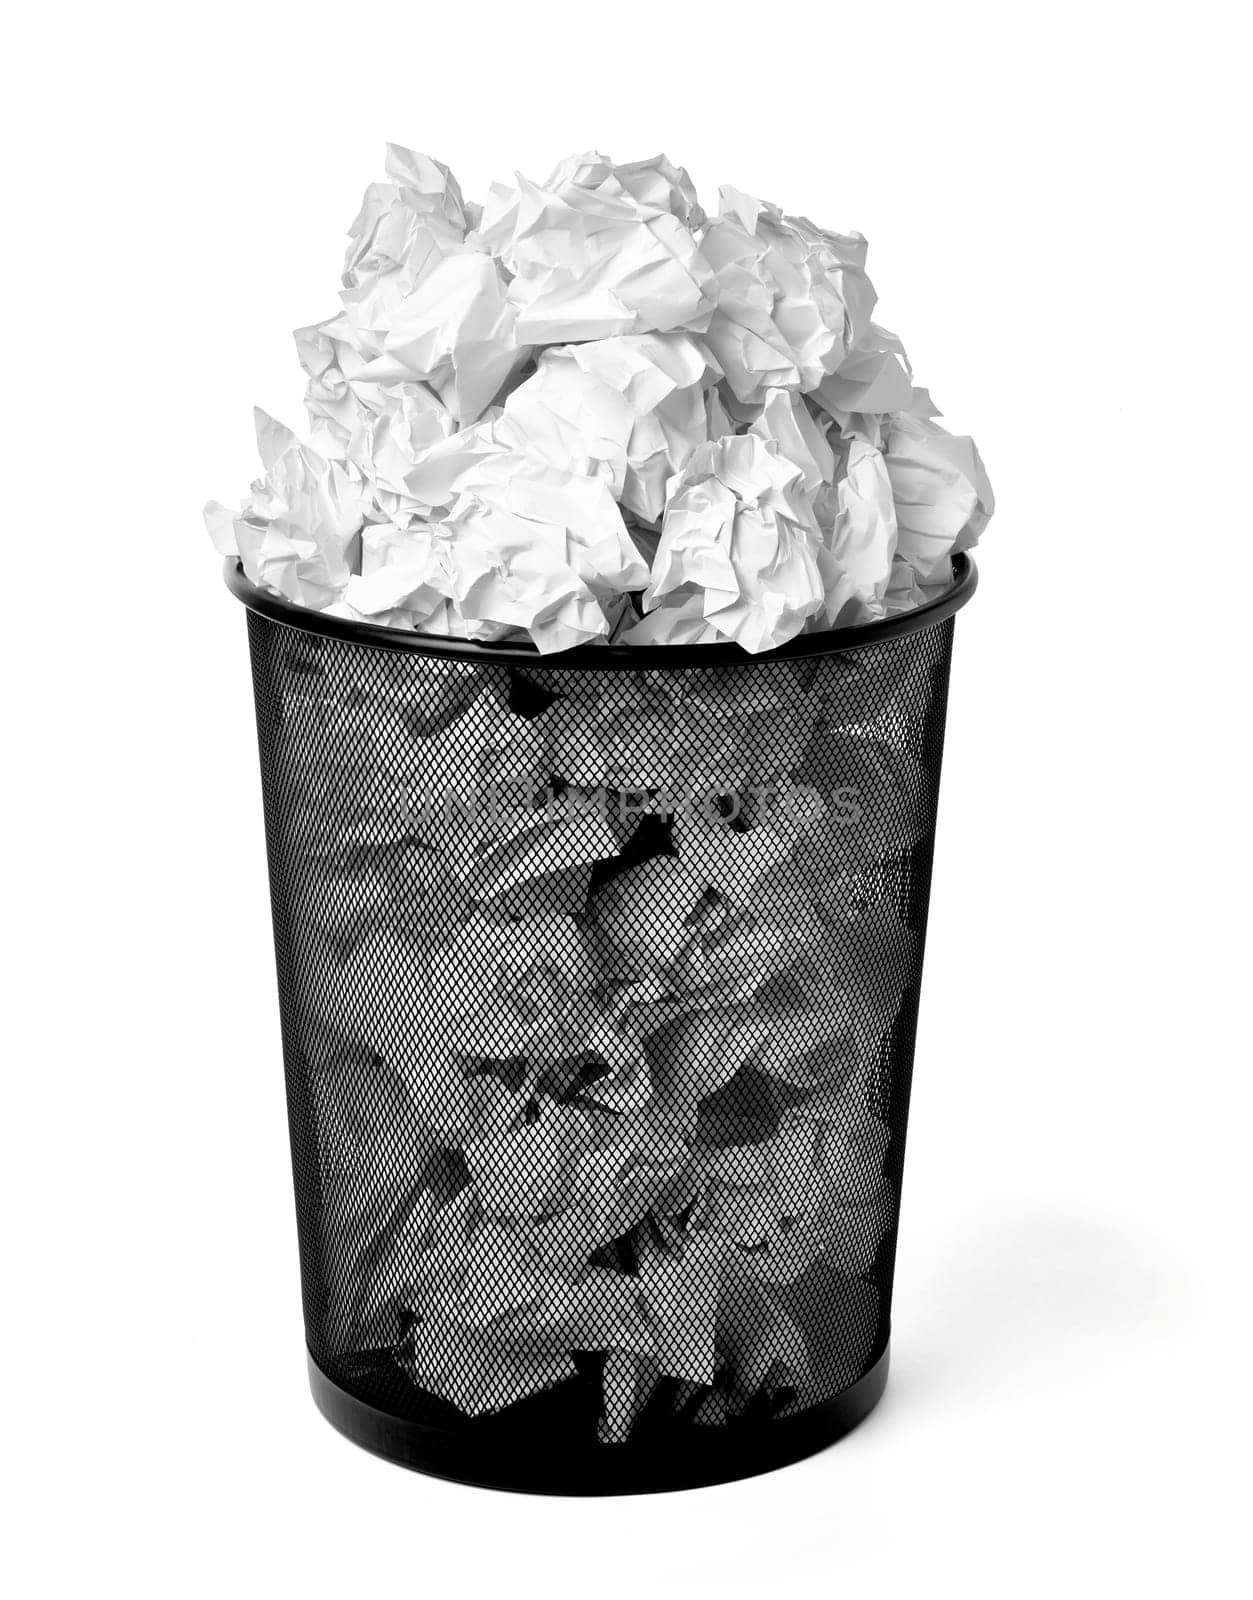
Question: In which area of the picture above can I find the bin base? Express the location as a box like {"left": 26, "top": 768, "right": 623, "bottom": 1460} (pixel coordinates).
{"left": 306, "top": 1343, "right": 890, "bottom": 1494}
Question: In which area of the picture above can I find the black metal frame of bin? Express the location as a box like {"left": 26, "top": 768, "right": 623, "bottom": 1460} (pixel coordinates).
{"left": 227, "top": 555, "right": 976, "bottom": 1493}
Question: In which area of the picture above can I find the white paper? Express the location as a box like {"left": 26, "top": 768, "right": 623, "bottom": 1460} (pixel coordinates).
{"left": 748, "top": 387, "right": 836, "bottom": 491}
{"left": 406, "top": 419, "right": 649, "bottom": 590}
{"left": 629, "top": 434, "right": 826, "bottom": 651}
{"left": 342, "top": 519, "right": 449, "bottom": 620}
{"left": 339, "top": 410, "right": 655, "bottom": 650}
{"left": 340, "top": 145, "right": 473, "bottom": 337}
{"left": 809, "top": 321, "right": 914, "bottom": 418}
{"left": 819, "top": 431, "right": 899, "bottom": 624}
{"left": 884, "top": 411, "right": 995, "bottom": 582}
{"left": 473, "top": 153, "right": 717, "bottom": 344}
{"left": 347, "top": 505, "right": 622, "bottom": 654}
{"left": 496, "top": 332, "right": 718, "bottom": 524}
{"left": 372, "top": 251, "right": 527, "bottom": 425}
{"left": 210, "top": 144, "right": 994, "bottom": 651}
{"left": 204, "top": 409, "right": 369, "bottom": 608}
{"left": 700, "top": 188, "right": 878, "bottom": 404}
{"left": 295, "top": 326, "right": 457, "bottom": 504}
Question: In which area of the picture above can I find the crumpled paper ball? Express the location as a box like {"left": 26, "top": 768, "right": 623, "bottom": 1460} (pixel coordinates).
{"left": 295, "top": 317, "right": 457, "bottom": 498}
{"left": 749, "top": 387, "right": 836, "bottom": 491}
{"left": 342, "top": 417, "right": 649, "bottom": 651}
{"left": 884, "top": 411, "right": 996, "bottom": 582}
{"left": 498, "top": 332, "right": 719, "bottom": 524}
{"left": 379, "top": 251, "right": 528, "bottom": 425}
{"left": 823, "top": 433, "right": 899, "bottom": 623}
{"left": 543, "top": 151, "right": 706, "bottom": 229}
{"left": 205, "top": 409, "right": 370, "bottom": 609}
{"left": 630, "top": 434, "right": 826, "bottom": 652}
{"left": 341, "top": 145, "right": 475, "bottom": 335}
{"left": 401, "top": 419, "right": 649, "bottom": 602}
{"left": 474, "top": 151, "right": 718, "bottom": 343}
{"left": 700, "top": 188, "right": 878, "bottom": 405}
{"left": 334, "top": 144, "right": 530, "bottom": 428}
{"left": 208, "top": 145, "right": 993, "bottom": 653}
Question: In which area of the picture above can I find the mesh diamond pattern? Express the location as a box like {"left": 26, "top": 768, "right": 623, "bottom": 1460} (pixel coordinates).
{"left": 244, "top": 612, "right": 955, "bottom": 1449}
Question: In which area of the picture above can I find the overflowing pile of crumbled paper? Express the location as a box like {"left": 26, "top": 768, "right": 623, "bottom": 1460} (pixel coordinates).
{"left": 207, "top": 147, "right": 993, "bottom": 653}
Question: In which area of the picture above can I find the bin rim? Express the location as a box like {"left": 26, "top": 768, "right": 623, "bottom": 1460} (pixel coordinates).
{"left": 225, "top": 551, "right": 976, "bottom": 668}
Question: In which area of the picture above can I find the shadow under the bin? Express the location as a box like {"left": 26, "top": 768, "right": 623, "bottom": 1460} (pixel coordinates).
{"left": 891, "top": 1211, "right": 1176, "bottom": 1396}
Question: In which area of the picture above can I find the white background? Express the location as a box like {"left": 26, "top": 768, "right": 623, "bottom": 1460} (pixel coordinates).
{"left": 5, "top": 2, "right": 1249, "bottom": 1595}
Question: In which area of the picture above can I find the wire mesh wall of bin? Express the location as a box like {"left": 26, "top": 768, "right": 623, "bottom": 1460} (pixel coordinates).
{"left": 228, "top": 555, "right": 976, "bottom": 1493}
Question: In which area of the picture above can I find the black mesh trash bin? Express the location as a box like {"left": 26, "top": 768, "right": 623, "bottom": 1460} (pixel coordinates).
{"left": 227, "top": 554, "right": 976, "bottom": 1493}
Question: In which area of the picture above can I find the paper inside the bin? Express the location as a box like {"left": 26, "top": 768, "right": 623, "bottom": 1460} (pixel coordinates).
{"left": 208, "top": 144, "right": 993, "bottom": 653}
{"left": 268, "top": 596, "right": 955, "bottom": 1435}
